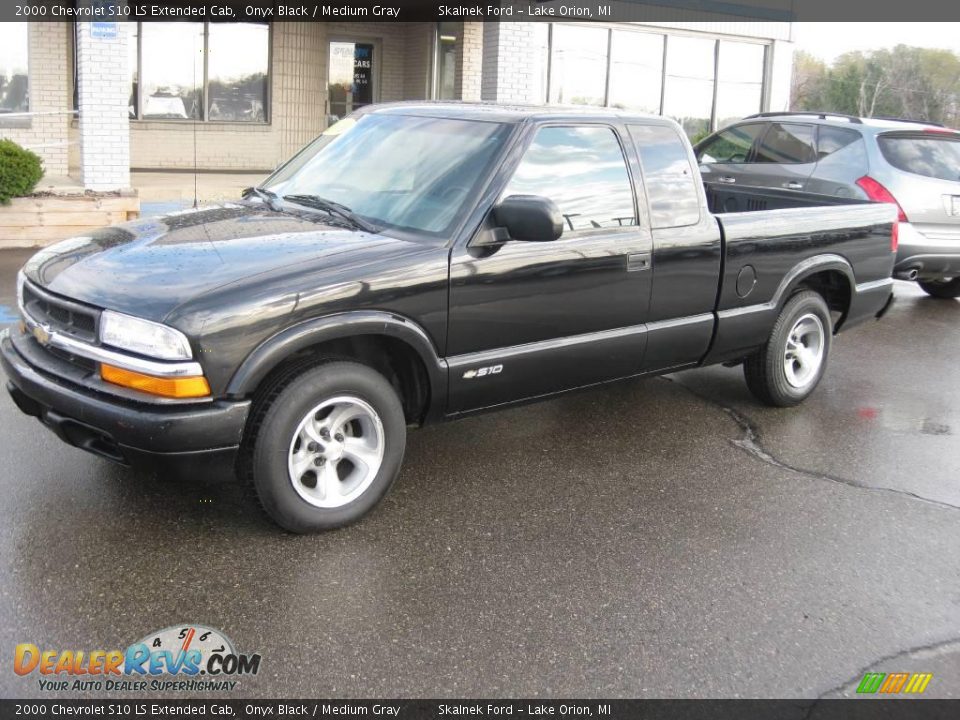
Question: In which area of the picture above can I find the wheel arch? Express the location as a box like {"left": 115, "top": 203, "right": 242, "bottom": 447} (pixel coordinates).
{"left": 706, "top": 253, "right": 856, "bottom": 366}
{"left": 226, "top": 311, "right": 448, "bottom": 425}
{"left": 775, "top": 254, "right": 855, "bottom": 333}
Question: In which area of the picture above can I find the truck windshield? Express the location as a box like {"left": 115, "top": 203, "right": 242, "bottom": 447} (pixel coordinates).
{"left": 264, "top": 113, "right": 512, "bottom": 236}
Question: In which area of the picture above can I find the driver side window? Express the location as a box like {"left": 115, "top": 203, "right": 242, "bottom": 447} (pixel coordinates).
{"left": 697, "top": 123, "right": 765, "bottom": 164}
{"left": 503, "top": 126, "right": 637, "bottom": 233}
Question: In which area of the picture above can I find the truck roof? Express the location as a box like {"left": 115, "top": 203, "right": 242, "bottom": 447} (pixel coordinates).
{"left": 367, "top": 101, "right": 676, "bottom": 126}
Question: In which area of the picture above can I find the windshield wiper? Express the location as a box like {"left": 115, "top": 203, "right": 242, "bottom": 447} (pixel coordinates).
{"left": 242, "top": 186, "right": 283, "bottom": 212}
{"left": 282, "top": 194, "right": 379, "bottom": 233}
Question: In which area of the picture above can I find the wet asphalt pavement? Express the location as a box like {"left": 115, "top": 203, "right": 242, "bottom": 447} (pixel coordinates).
{"left": 0, "top": 247, "right": 957, "bottom": 699}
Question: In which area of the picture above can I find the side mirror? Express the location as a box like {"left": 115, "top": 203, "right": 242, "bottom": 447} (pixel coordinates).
{"left": 493, "top": 195, "right": 563, "bottom": 242}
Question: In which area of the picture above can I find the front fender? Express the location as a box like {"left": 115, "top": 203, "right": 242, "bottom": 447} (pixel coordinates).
{"left": 225, "top": 310, "right": 448, "bottom": 416}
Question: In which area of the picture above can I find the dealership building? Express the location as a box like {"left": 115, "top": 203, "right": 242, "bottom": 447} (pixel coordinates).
{"left": 0, "top": 9, "right": 793, "bottom": 192}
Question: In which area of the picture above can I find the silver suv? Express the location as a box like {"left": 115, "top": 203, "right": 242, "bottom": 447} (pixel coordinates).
{"left": 694, "top": 112, "right": 960, "bottom": 298}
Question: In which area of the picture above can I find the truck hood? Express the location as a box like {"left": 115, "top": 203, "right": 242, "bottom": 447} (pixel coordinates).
{"left": 23, "top": 204, "right": 429, "bottom": 322}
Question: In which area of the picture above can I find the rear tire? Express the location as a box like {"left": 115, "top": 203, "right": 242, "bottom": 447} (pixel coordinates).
{"left": 246, "top": 361, "right": 406, "bottom": 533}
{"left": 918, "top": 278, "right": 960, "bottom": 299}
{"left": 744, "top": 290, "right": 832, "bottom": 407}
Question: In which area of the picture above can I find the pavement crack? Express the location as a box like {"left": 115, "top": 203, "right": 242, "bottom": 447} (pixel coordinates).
{"left": 662, "top": 376, "right": 960, "bottom": 512}
{"left": 811, "top": 635, "right": 960, "bottom": 703}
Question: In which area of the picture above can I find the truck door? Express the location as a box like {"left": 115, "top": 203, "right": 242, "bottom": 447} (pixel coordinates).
{"left": 446, "top": 123, "right": 654, "bottom": 414}
{"left": 627, "top": 123, "right": 723, "bottom": 372}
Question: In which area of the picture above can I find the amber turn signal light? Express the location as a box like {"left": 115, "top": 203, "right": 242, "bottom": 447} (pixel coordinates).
{"left": 100, "top": 364, "right": 211, "bottom": 399}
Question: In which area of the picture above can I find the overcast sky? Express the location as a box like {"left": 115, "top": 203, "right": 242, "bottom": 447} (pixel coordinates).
{"left": 793, "top": 23, "right": 960, "bottom": 62}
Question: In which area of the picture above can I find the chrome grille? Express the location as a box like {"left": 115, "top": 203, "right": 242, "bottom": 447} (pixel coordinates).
{"left": 21, "top": 282, "right": 98, "bottom": 343}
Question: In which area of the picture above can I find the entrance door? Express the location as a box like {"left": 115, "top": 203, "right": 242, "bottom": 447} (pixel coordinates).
{"left": 328, "top": 41, "right": 377, "bottom": 124}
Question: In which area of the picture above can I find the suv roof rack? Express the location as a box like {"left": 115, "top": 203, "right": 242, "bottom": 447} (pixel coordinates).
{"left": 745, "top": 111, "right": 863, "bottom": 124}
{"left": 870, "top": 116, "right": 945, "bottom": 127}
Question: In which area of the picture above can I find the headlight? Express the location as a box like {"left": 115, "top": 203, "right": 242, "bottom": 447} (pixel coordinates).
{"left": 99, "top": 310, "right": 193, "bottom": 361}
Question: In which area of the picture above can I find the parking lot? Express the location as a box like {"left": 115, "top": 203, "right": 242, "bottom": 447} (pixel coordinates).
{"left": 0, "top": 247, "right": 957, "bottom": 699}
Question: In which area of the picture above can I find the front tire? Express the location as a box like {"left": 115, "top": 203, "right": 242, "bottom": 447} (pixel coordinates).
{"left": 246, "top": 361, "right": 406, "bottom": 533}
{"left": 744, "top": 290, "right": 832, "bottom": 407}
{"left": 918, "top": 278, "right": 960, "bottom": 299}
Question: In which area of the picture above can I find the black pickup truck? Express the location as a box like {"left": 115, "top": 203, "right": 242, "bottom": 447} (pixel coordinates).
{"left": 1, "top": 104, "right": 897, "bottom": 532}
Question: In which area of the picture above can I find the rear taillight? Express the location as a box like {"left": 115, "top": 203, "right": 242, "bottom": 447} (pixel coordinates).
{"left": 856, "top": 176, "right": 908, "bottom": 222}
{"left": 891, "top": 219, "right": 899, "bottom": 253}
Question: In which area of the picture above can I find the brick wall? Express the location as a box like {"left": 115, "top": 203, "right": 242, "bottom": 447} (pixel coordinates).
{"left": 276, "top": 23, "right": 326, "bottom": 160}
{"left": 481, "top": 20, "right": 546, "bottom": 104}
{"left": 401, "top": 23, "right": 434, "bottom": 100}
{"left": 0, "top": 23, "right": 72, "bottom": 177}
{"left": 76, "top": 22, "right": 130, "bottom": 190}
{"left": 455, "top": 22, "right": 483, "bottom": 102}
{"left": 129, "top": 22, "right": 427, "bottom": 171}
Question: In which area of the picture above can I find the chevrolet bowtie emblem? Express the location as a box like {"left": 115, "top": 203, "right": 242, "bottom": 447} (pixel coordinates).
{"left": 32, "top": 324, "right": 51, "bottom": 346}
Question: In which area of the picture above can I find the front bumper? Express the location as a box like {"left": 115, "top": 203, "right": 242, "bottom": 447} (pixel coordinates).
{"left": 895, "top": 223, "right": 960, "bottom": 279}
{"left": 1, "top": 329, "right": 250, "bottom": 473}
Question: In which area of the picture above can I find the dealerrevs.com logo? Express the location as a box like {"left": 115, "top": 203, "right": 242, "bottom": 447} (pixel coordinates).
{"left": 14, "top": 624, "right": 261, "bottom": 693}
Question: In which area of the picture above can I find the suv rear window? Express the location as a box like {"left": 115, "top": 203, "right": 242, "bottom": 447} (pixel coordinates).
{"left": 878, "top": 134, "right": 960, "bottom": 182}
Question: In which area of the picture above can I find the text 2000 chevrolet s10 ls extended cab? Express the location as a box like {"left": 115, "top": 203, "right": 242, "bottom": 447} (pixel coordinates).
{"left": 1, "top": 104, "right": 897, "bottom": 532}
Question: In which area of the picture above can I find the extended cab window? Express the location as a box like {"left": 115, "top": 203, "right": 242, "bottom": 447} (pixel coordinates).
{"left": 755, "top": 123, "right": 816, "bottom": 164}
{"left": 697, "top": 123, "right": 765, "bottom": 164}
{"left": 503, "top": 126, "right": 637, "bottom": 232}
{"left": 630, "top": 124, "right": 701, "bottom": 228}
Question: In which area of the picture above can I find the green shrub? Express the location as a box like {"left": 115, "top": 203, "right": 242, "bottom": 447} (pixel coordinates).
{"left": 0, "top": 139, "right": 43, "bottom": 204}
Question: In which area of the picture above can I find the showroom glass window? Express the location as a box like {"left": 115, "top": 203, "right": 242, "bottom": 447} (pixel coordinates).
{"left": 543, "top": 25, "right": 770, "bottom": 138}
{"left": 132, "top": 22, "right": 269, "bottom": 122}
{"left": 715, "top": 41, "right": 765, "bottom": 128}
{"left": 548, "top": 24, "right": 608, "bottom": 106}
{"left": 504, "top": 126, "right": 637, "bottom": 232}
{"left": 0, "top": 23, "right": 29, "bottom": 114}
{"left": 608, "top": 30, "right": 663, "bottom": 114}
{"left": 662, "top": 35, "right": 716, "bottom": 139}
{"left": 435, "top": 22, "right": 458, "bottom": 100}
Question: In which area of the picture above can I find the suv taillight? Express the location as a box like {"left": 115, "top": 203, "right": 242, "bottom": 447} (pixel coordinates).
{"left": 856, "top": 175, "right": 908, "bottom": 223}
{"left": 891, "top": 219, "right": 899, "bottom": 253}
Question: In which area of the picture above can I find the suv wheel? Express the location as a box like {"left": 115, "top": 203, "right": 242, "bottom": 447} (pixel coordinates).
{"left": 246, "top": 361, "right": 406, "bottom": 533}
{"left": 918, "top": 277, "right": 960, "bottom": 299}
{"left": 744, "top": 290, "right": 832, "bottom": 407}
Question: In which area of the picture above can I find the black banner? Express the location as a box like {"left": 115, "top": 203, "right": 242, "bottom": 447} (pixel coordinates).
{"left": 1, "top": 700, "right": 960, "bottom": 720}
{"left": 5, "top": 0, "right": 960, "bottom": 23}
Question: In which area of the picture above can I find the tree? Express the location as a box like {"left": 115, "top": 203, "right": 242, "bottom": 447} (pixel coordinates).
{"left": 791, "top": 45, "right": 960, "bottom": 127}
{"left": 790, "top": 50, "right": 828, "bottom": 111}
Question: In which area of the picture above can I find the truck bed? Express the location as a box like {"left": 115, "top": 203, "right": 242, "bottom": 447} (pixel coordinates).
{"left": 702, "top": 182, "right": 898, "bottom": 364}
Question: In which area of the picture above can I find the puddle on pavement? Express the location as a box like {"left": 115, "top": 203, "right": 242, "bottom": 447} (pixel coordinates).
{"left": 857, "top": 405, "right": 953, "bottom": 437}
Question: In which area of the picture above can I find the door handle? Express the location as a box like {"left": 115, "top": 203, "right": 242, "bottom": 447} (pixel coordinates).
{"left": 627, "top": 253, "right": 651, "bottom": 272}
{"left": 718, "top": 176, "right": 737, "bottom": 184}
{"left": 784, "top": 181, "right": 803, "bottom": 190}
